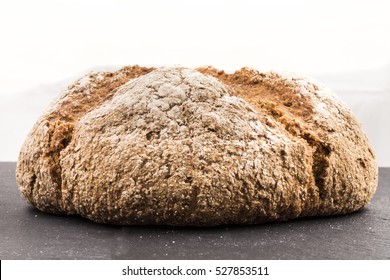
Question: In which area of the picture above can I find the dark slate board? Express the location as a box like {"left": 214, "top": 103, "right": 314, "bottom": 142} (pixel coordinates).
{"left": 1, "top": 162, "right": 389, "bottom": 260}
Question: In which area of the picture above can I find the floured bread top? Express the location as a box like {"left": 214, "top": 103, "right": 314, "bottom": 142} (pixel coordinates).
{"left": 16, "top": 65, "right": 378, "bottom": 226}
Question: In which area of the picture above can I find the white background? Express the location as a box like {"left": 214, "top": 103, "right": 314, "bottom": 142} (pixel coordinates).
{"left": 0, "top": 0, "right": 389, "bottom": 165}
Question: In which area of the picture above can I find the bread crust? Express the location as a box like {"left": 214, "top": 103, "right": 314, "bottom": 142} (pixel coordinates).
{"left": 16, "top": 66, "right": 378, "bottom": 226}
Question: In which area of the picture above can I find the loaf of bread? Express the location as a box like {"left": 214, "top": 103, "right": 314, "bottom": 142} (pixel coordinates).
{"left": 16, "top": 66, "right": 378, "bottom": 226}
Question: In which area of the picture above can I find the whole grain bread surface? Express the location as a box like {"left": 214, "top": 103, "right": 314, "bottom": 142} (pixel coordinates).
{"left": 16, "top": 66, "right": 378, "bottom": 226}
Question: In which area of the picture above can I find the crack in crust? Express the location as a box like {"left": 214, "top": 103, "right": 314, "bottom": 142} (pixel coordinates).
{"left": 16, "top": 65, "right": 155, "bottom": 213}
{"left": 198, "top": 66, "right": 377, "bottom": 216}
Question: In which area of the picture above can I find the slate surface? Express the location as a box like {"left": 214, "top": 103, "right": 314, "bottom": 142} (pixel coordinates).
{"left": 1, "top": 162, "right": 389, "bottom": 260}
